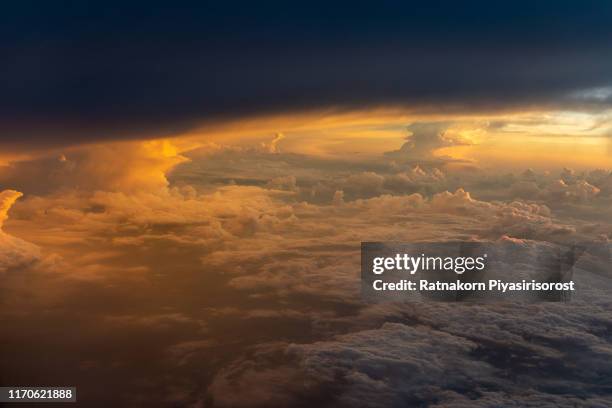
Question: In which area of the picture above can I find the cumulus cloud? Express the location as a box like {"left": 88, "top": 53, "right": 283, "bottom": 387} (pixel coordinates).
{"left": 0, "top": 190, "right": 40, "bottom": 272}
{"left": 384, "top": 123, "right": 472, "bottom": 163}
{"left": 265, "top": 132, "right": 286, "bottom": 154}
{"left": 0, "top": 189, "right": 21, "bottom": 227}
{"left": 0, "top": 140, "right": 191, "bottom": 195}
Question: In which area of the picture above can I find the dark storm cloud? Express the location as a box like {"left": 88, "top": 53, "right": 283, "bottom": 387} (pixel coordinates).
{"left": 2, "top": 1, "right": 612, "bottom": 147}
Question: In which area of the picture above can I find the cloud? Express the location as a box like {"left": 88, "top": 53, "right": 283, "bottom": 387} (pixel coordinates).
{"left": 0, "top": 189, "right": 21, "bottom": 227}
{"left": 264, "top": 133, "right": 286, "bottom": 154}
{"left": 0, "top": 121, "right": 609, "bottom": 407}
{"left": 384, "top": 123, "right": 473, "bottom": 163}
{"left": 207, "top": 306, "right": 612, "bottom": 407}
{"left": 0, "top": 190, "right": 40, "bottom": 272}
{"left": 343, "top": 172, "right": 385, "bottom": 198}
{"left": 207, "top": 247, "right": 612, "bottom": 406}
{"left": 3, "top": 3, "right": 612, "bottom": 148}
{"left": 0, "top": 140, "right": 191, "bottom": 194}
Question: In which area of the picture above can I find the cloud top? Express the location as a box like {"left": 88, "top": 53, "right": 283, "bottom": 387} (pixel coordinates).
{"left": 0, "top": 189, "right": 40, "bottom": 272}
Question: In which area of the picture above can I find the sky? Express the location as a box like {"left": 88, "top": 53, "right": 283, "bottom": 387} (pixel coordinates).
{"left": 2, "top": 1, "right": 612, "bottom": 149}
{"left": 1, "top": 2, "right": 612, "bottom": 407}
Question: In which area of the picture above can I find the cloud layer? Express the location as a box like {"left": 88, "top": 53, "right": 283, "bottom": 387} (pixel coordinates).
{"left": 3, "top": 2, "right": 612, "bottom": 147}
{"left": 0, "top": 122, "right": 609, "bottom": 406}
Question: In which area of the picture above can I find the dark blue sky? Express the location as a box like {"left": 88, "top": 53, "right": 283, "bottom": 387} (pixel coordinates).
{"left": 2, "top": 1, "right": 612, "bottom": 146}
